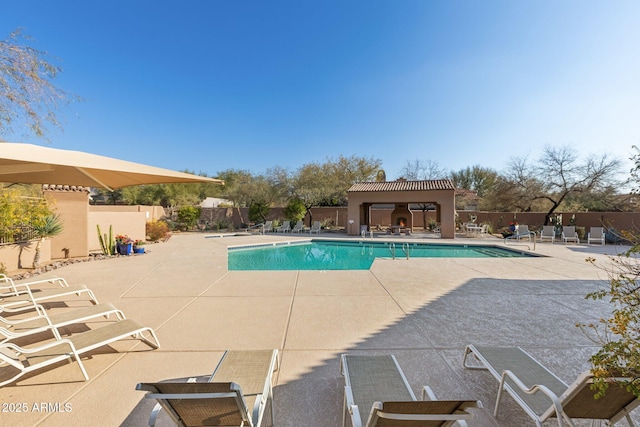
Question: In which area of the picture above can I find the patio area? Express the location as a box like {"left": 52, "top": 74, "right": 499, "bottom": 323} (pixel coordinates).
{"left": 2, "top": 232, "right": 637, "bottom": 426}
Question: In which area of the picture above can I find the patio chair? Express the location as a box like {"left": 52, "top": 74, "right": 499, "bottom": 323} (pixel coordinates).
{"left": 463, "top": 345, "right": 640, "bottom": 427}
{"left": 137, "top": 349, "right": 279, "bottom": 427}
{"left": 539, "top": 226, "right": 555, "bottom": 244}
{"left": 292, "top": 221, "right": 305, "bottom": 233}
{"left": 561, "top": 226, "right": 580, "bottom": 244}
{"left": 310, "top": 221, "right": 321, "bottom": 234}
{"left": 0, "top": 302, "right": 125, "bottom": 343}
{"left": 514, "top": 225, "right": 531, "bottom": 241}
{"left": 0, "top": 284, "right": 98, "bottom": 310}
{"left": 341, "top": 354, "right": 481, "bottom": 427}
{"left": 587, "top": 227, "right": 606, "bottom": 246}
{"left": 0, "top": 275, "right": 69, "bottom": 297}
{"left": 276, "top": 220, "right": 291, "bottom": 233}
{"left": 0, "top": 318, "right": 159, "bottom": 387}
{"left": 262, "top": 221, "right": 273, "bottom": 233}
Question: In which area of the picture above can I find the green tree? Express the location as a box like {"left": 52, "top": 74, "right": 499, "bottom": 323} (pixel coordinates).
{"left": 217, "top": 169, "right": 254, "bottom": 224}
{"left": 328, "top": 155, "right": 382, "bottom": 205}
{"left": 0, "top": 28, "right": 80, "bottom": 140}
{"left": 283, "top": 198, "right": 306, "bottom": 222}
{"left": 292, "top": 162, "right": 333, "bottom": 226}
{"left": 449, "top": 165, "right": 498, "bottom": 198}
{"left": 248, "top": 202, "right": 270, "bottom": 224}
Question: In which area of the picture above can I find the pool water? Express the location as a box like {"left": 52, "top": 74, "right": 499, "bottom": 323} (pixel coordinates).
{"left": 227, "top": 240, "right": 535, "bottom": 271}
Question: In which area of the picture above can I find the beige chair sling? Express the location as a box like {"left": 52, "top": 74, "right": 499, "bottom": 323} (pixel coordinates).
{"left": 137, "top": 349, "right": 279, "bottom": 427}
{"left": 341, "top": 354, "right": 481, "bottom": 427}
{"left": 463, "top": 345, "right": 639, "bottom": 427}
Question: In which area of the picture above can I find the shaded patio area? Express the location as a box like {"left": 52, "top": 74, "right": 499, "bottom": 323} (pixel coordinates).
{"left": 1, "top": 233, "right": 637, "bottom": 426}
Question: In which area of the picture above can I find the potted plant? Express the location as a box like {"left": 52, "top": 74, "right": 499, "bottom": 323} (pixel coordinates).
{"left": 115, "top": 234, "right": 133, "bottom": 255}
{"left": 133, "top": 239, "right": 146, "bottom": 254}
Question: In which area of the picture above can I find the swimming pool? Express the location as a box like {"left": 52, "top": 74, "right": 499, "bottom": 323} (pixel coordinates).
{"left": 227, "top": 240, "right": 536, "bottom": 271}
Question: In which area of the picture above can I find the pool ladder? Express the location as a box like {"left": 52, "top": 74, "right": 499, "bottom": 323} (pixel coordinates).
{"left": 504, "top": 231, "right": 536, "bottom": 251}
{"left": 388, "top": 243, "right": 412, "bottom": 260}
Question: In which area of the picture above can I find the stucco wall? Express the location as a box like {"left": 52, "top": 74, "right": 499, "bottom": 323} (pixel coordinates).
{"left": 89, "top": 205, "right": 166, "bottom": 221}
{"left": 0, "top": 239, "right": 51, "bottom": 272}
{"left": 89, "top": 212, "right": 147, "bottom": 253}
{"left": 46, "top": 188, "right": 90, "bottom": 259}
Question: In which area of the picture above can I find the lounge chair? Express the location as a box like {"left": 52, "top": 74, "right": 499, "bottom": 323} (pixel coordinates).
{"left": 0, "top": 284, "right": 98, "bottom": 310}
{"left": 0, "top": 275, "right": 69, "bottom": 297}
{"left": 539, "top": 226, "right": 555, "bottom": 244}
{"left": 292, "top": 221, "right": 305, "bottom": 233}
{"left": 463, "top": 345, "right": 640, "bottom": 427}
{"left": 262, "top": 221, "right": 273, "bottom": 233}
{"left": 0, "top": 318, "right": 159, "bottom": 387}
{"left": 587, "top": 227, "right": 606, "bottom": 245}
{"left": 137, "top": 349, "right": 279, "bottom": 427}
{"left": 276, "top": 220, "right": 291, "bottom": 233}
{"left": 341, "top": 354, "right": 481, "bottom": 427}
{"left": 309, "top": 221, "right": 321, "bottom": 234}
{"left": 0, "top": 302, "right": 125, "bottom": 343}
{"left": 561, "top": 226, "right": 580, "bottom": 244}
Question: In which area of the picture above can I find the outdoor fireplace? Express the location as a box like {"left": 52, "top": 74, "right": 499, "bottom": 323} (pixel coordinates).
{"left": 390, "top": 204, "right": 413, "bottom": 230}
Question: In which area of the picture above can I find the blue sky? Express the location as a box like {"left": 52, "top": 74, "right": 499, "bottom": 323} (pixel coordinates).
{"left": 3, "top": 1, "right": 640, "bottom": 180}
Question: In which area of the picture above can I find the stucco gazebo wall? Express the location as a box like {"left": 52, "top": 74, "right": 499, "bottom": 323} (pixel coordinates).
{"left": 347, "top": 188, "right": 456, "bottom": 238}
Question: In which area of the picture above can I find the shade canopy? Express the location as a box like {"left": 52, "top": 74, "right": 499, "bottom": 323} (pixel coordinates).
{"left": 0, "top": 143, "right": 223, "bottom": 190}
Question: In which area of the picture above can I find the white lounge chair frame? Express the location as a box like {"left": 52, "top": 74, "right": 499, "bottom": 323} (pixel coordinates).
{"left": 587, "top": 227, "right": 606, "bottom": 246}
{"left": 0, "top": 318, "right": 159, "bottom": 387}
{"left": 0, "top": 284, "right": 98, "bottom": 310}
{"left": 0, "top": 302, "right": 125, "bottom": 343}
{"left": 561, "top": 226, "right": 580, "bottom": 244}
{"left": 0, "top": 275, "right": 69, "bottom": 297}
{"left": 138, "top": 349, "right": 279, "bottom": 427}
{"left": 463, "top": 345, "right": 639, "bottom": 427}
{"left": 539, "top": 226, "right": 555, "bottom": 244}
{"left": 341, "top": 354, "right": 481, "bottom": 427}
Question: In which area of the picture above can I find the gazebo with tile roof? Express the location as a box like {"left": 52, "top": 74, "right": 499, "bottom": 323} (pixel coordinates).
{"left": 346, "top": 179, "right": 457, "bottom": 238}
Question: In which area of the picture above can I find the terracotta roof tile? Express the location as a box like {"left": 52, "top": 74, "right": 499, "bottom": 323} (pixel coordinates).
{"left": 348, "top": 180, "right": 455, "bottom": 192}
{"left": 42, "top": 184, "right": 90, "bottom": 192}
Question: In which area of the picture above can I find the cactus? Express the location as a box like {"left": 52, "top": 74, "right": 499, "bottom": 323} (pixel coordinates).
{"left": 97, "top": 224, "right": 115, "bottom": 255}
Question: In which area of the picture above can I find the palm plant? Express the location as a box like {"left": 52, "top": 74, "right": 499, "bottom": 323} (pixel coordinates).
{"left": 32, "top": 214, "right": 64, "bottom": 268}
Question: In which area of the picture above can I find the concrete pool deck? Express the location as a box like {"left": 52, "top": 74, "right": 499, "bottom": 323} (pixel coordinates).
{"left": 1, "top": 232, "right": 637, "bottom": 426}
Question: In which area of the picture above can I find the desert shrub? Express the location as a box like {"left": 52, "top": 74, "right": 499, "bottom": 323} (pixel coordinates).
{"left": 146, "top": 220, "right": 170, "bottom": 241}
{"left": 284, "top": 198, "right": 305, "bottom": 222}
{"left": 214, "top": 218, "right": 233, "bottom": 230}
{"left": 320, "top": 218, "right": 333, "bottom": 228}
{"left": 581, "top": 229, "right": 640, "bottom": 398}
{"left": 177, "top": 206, "right": 201, "bottom": 231}
{"left": 248, "top": 202, "right": 270, "bottom": 223}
